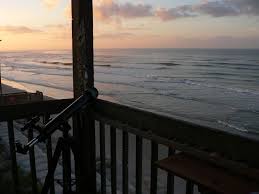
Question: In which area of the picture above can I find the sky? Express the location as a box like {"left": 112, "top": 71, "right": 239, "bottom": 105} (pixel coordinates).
{"left": 0, "top": 0, "right": 259, "bottom": 50}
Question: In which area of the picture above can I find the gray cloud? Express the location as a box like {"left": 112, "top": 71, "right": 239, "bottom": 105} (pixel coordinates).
{"left": 0, "top": 26, "right": 42, "bottom": 34}
{"left": 95, "top": 0, "right": 259, "bottom": 22}
{"left": 155, "top": 0, "right": 259, "bottom": 21}
{"left": 95, "top": 1, "right": 153, "bottom": 20}
{"left": 155, "top": 5, "right": 196, "bottom": 21}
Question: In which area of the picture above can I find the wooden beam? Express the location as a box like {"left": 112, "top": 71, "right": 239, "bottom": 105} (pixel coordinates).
{"left": 0, "top": 99, "right": 73, "bottom": 122}
{"left": 72, "top": 0, "right": 94, "bottom": 98}
{"left": 72, "top": 0, "right": 96, "bottom": 193}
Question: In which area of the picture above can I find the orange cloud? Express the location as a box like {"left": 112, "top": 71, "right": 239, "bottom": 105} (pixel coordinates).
{"left": 0, "top": 26, "right": 42, "bottom": 34}
{"left": 42, "top": 0, "right": 60, "bottom": 9}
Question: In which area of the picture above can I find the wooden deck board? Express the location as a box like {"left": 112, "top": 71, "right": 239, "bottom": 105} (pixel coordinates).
{"left": 156, "top": 153, "right": 259, "bottom": 194}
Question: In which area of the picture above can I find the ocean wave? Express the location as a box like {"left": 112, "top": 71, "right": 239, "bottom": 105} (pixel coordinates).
{"left": 159, "top": 62, "right": 181, "bottom": 66}
{"left": 217, "top": 120, "right": 249, "bottom": 133}
{"left": 2, "top": 77, "right": 73, "bottom": 92}
{"left": 203, "top": 72, "right": 236, "bottom": 76}
{"left": 2, "top": 61, "right": 72, "bottom": 71}
{"left": 217, "top": 120, "right": 259, "bottom": 135}
{"left": 213, "top": 62, "right": 259, "bottom": 67}
{"left": 38, "top": 60, "right": 72, "bottom": 66}
{"left": 138, "top": 62, "right": 181, "bottom": 66}
{"left": 180, "top": 79, "right": 259, "bottom": 96}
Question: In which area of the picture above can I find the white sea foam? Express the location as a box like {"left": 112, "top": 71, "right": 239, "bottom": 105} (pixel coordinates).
{"left": 0, "top": 49, "right": 258, "bottom": 135}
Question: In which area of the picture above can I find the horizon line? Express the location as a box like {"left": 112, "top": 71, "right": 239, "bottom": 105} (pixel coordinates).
{"left": 1, "top": 47, "right": 259, "bottom": 52}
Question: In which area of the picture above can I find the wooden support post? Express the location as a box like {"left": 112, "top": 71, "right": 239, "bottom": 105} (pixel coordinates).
{"left": 8, "top": 120, "right": 19, "bottom": 194}
{"left": 72, "top": 0, "right": 96, "bottom": 193}
{"left": 72, "top": 0, "right": 94, "bottom": 98}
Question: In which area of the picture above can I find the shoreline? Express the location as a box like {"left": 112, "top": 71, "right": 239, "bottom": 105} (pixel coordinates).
{"left": 1, "top": 83, "right": 54, "bottom": 101}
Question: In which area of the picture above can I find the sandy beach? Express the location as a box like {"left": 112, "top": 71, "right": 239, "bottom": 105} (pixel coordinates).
{"left": 1, "top": 83, "right": 53, "bottom": 101}
{"left": 1, "top": 84, "right": 26, "bottom": 94}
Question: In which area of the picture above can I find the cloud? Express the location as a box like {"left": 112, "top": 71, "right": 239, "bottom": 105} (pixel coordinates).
{"left": 42, "top": 0, "right": 60, "bottom": 9}
{"left": 195, "top": 1, "right": 240, "bottom": 17}
{"left": 0, "top": 26, "right": 42, "bottom": 34}
{"left": 155, "top": 0, "right": 259, "bottom": 21}
{"left": 155, "top": 5, "right": 196, "bottom": 21}
{"left": 93, "top": 0, "right": 259, "bottom": 22}
{"left": 94, "top": 0, "right": 152, "bottom": 21}
{"left": 95, "top": 32, "right": 135, "bottom": 39}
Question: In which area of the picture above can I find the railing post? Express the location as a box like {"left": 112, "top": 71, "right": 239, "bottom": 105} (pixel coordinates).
{"left": 8, "top": 120, "right": 19, "bottom": 194}
{"left": 72, "top": 0, "right": 95, "bottom": 193}
{"left": 44, "top": 114, "right": 56, "bottom": 194}
{"left": 72, "top": 0, "right": 94, "bottom": 97}
{"left": 28, "top": 127, "right": 38, "bottom": 194}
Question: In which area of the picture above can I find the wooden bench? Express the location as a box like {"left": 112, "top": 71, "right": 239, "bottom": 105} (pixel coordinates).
{"left": 156, "top": 153, "right": 259, "bottom": 194}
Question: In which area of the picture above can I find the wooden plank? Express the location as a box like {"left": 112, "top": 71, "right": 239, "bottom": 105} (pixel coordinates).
{"left": 72, "top": 0, "right": 94, "bottom": 98}
{"left": 122, "top": 131, "right": 129, "bottom": 194}
{"left": 8, "top": 120, "right": 19, "bottom": 194}
{"left": 136, "top": 136, "right": 142, "bottom": 194}
{"left": 167, "top": 148, "right": 175, "bottom": 194}
{"left": 110, "top": 126, "right": 117, "bottom": 194}
{"left": 28, "top": 127, "right": 38, "bottom": 194}
{"left": 72, "top": 0, "right": 95, "bottom": 193}
{"left": 150, "top": 142, "right": 158, "bottom": 194}
{"left": 78, "top": 111, "right": 96, "bottom": 194}
{"left": 156, "top": 153, "right": 259, "bottom": 194}
{"left": 186, "top": 181, "right": 194, "bottom": 194}
{"left": 62, "top": 129, "right": 72, "bottom": 193}
{"left": 0, "top": 99, "right": 73, "bottom": 122}
{"left": 93, "top": 99, "right": 259, "bottom": 169}
{"left": 100, "top": 122, "right": 106, "bottom": 194}
{"left": 44, "top": 114, "right": 55, "bottom": 194}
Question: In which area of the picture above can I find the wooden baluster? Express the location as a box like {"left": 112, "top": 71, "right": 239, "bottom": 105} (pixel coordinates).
{"left": 167, "top": 148, "right": 175, "bottom": 194}
{"left": 8, "top": 120, "right": 19, "bottom": 194}
{"left": 62, "top": 128, "right": 72, "bottom": 194}
{"left": 186, "top": 181, "right": 194, "bottom": 194}
{"left": 28, "top": 125, "right": 38, "bottom": 194}
{"left": 150, "top": 142, "right": 158, "bottom": 194}
{"left": 110, "top": 126, "right": 117, "bottom": 194}
{"left": 122, "top": 131, "right": 128, "bottom": 194}
{"left": 100, "top": 122, "right": 106, "bottom": 194}
{"left": 45, "top": 114, "right": 55, "bottom": 194}
{"left": 136, "top": 136, "right": 143, "bottom": 194}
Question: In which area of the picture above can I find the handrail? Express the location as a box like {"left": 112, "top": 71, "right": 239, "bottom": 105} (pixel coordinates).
{"left": 1, "top": 95, "right": 259, "bottom": 182}
{"left": 93, "top": 99, "right": 259, "bottom": 170}
{"left": 0, "top": 99, "right": 73, "bottom": 122}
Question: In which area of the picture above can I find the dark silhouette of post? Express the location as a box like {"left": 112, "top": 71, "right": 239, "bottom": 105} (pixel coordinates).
{"left": 0, "top": 39, "right": 2, "bottom": 95}
{"left": 72, "top": 1, "right": 96, "bottom": 194}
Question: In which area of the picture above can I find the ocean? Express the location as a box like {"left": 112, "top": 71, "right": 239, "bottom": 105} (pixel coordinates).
{"left": 0, "top": 48, "right": 259, "bottom": 137}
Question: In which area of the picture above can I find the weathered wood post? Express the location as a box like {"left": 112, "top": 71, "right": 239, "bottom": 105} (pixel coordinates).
{"left": 72, "top": 0, "right": 96, "bottom": 193}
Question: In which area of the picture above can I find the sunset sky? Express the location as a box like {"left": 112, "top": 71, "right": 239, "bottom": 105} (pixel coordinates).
{"left": 0, "top": 0, "right": 259, "bottom": 50}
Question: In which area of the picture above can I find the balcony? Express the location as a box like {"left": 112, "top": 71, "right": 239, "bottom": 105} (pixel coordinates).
{"left": 0, "top": 92, "right": 259, "bottom": 194}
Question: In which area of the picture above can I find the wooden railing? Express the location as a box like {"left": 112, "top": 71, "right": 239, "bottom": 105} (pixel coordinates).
{"left": 0, "top": 99, "right": 73, "bottom": 194}
{"left": 0, "top": 98, "right": 259, "bottom": 194}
